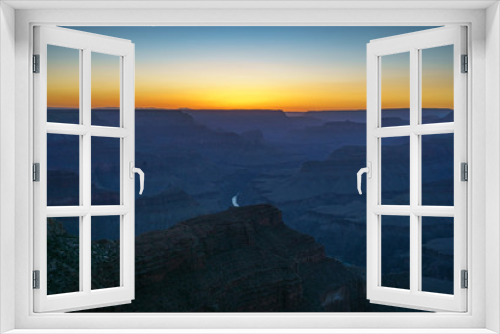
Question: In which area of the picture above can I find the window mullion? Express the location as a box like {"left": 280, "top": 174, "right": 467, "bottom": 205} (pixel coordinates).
{"left": 409, "top": 47, "right": 420, "bottom": 294}
{"left": 416, "top": 48, "right": 423, "bottom": 293}
{"left": 82, "top": 48, "right": 91, "bottom": 211}
{"left": 82, "top": 214, "right": 91, "bottom": 293}
{"left": 78, "top": 49, "right": 84, "bottom": 293}
{"left": 82, "top": 48, "right": 92, "bottom": 294}
{"left": 119, "top": 56, "right": 125, "bottom": 287}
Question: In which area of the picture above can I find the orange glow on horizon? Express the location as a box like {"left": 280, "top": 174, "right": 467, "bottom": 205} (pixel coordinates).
{"left": 48, "top": 78, "right": 453, "bottom": 112}
{"left": 48, "top": 51, "right": 453, "bottom": 112}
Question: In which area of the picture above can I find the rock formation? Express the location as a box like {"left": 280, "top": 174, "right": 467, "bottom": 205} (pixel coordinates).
{"left": 91, "top": 205, "right": 367, "bottom": 312}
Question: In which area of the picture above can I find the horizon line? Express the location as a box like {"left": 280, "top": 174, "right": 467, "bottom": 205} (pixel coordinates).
{"left": 46, "top": 107, "right": 454, "bottom": 112}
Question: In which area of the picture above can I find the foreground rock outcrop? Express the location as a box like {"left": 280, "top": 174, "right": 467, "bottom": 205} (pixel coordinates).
{"left": 89, "top": 204, "right": 368, "bottom": 312}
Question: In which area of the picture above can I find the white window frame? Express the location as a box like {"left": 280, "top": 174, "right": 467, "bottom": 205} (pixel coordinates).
{"left": 33, "top": 26, "right": 136, "bottom": 313}
{"left": 366, "top": 26, "right": 467, "bottom": 312}
{"left": 1, "top": 2, "right": 499, "bottom": 333}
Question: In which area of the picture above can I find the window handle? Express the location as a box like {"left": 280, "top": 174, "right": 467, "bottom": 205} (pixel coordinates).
{"left": 357, "top": 162, "right": 371, "bottom": 195}
{"left": 129, "top": 162, "right": 145, "bottom": 195}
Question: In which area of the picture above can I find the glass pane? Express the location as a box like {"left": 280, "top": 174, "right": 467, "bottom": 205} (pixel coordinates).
{"left": 421, "top": 133, "right": 454, "bottom": 206}
{"left": 47, "top": 134, "right": 79, "bottom": 206}
{"left": 421, "top": 45, "right": 454, "bottom": 124}
{"left": 91, "top": 216, "right": 120, "bottom": 290}
{"left": 91, "top": 52, "right": 120, "bottom": 127}
{"left": 47, "top": 217, "right": 80, "bottom": 295}
{"left": 47, "top": 45, "right": 80, "bottom": 124}
{"left": 381, "top": 52, "right": 410, "bottom": 127}
{"left": 421, "top": 217, "right": 454, "bottom": 294}
{"left": 381, "top": 136, "right": 410, "bottom": 205}
{"left": 381, "top": 215, "right": 410, "bottom": 290}
{"left": 91, "top": 137, "right": 120, "bottom": 205}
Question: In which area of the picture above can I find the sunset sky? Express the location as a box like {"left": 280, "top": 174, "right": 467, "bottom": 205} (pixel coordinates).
{"left": 47, "top": 26, "right": 453, "bottom": 112}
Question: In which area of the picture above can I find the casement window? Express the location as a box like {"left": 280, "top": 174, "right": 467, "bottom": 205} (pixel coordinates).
{"left": 361, "top": 26, "right": 468, "bottom": 312}
{"left": 2, "top": 2, "right": 498, "bottom": 333}
{"left": 33, "top": 26, "right": 142, "bottom": 312}
{"left": 32, "top": 24, "right": 468, "bottom": 314}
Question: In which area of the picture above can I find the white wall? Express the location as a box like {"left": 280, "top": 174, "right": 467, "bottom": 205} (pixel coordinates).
{"left": 486, "top": 2, "right": 500, "bottom": 333}
{"left": 4, "top": 4, "right": 496, "bottom": 332}
{"left": 0, "top": 2, "right": 16, "bottom": 333}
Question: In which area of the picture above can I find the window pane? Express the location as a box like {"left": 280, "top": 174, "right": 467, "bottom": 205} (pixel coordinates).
{"left": 47, "top": 134, "right": 79, "bottom": 206}
{"left": 47, "top": 45, "right": 80, "bottom": 124}
{"left": 421, "top": 45, "right": 454, "bottom": 124}
{"left": 47, "top": 217, "right": 80, "bottom": 295}
{"left": 381, "top": 136, "right": 410, "bottom": 205}
{"left": 91, "top": 52, "right": 120, "bottom": 127}
{"left": 91, "top": 137, "right": 120, "bottom": 205}
{"left": 381, "top": 52, "right": 410, "bottom": 127}
{"left": 381, "top": 215, "right": 410, "bottom": 290}
{"left": 421, "top": 217, "right": 454, "bottom": 294}
{"left": 421, "top": 133, "right": 454, "bottom": 206}
{"left": 91, "top": 216, "right": 120, "bottom": 290}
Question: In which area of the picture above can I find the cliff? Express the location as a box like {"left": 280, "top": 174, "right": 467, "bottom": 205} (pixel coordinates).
{"left": 90, "top": 205, "right": 367, "bottom": 312}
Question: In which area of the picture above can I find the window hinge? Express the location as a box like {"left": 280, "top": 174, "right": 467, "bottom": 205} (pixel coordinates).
{"left": 33, "top": 54, "right": 40, "bottom": 73}
{"left": 461, "top": 162, "right": 468, "bottom": 181}
{"left": 33, "top": 270, "right": 40, "bottom": 289}
{"left": 461, "top": 270, "right": 468, "bottom": 289}
{"left": 461, "top": 54, "right": 468, "bottom": 73}
{"left": 33, "top": 163, "right": 40, "bottom": 182}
